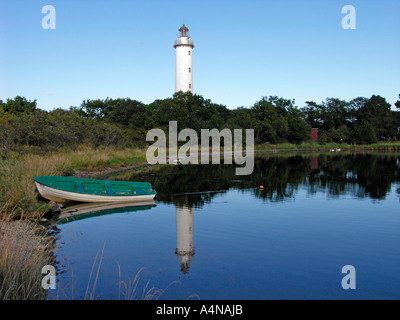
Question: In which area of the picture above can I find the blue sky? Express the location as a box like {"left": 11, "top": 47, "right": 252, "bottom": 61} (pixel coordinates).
{"left": 0, "top": 0, "right": 399, "bottom": 111}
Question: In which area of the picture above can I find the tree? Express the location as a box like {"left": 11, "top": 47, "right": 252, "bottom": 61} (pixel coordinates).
{"left": 393, "top": 95, "right": 400, "bottom": 140}
{"left": 2, "top": 96, "right": 37, "bottom": 115}
{"left": 301, "top": 101, "right": 325, "bottom": 129}
{"left": 353, "top": 120, "right": 378, "bottom": 144}
{"left": 251, "top": 96, "right": 289, "bottom": 143}
{"left": 286, "top": 106, "right": 311, "bottom": 144}
{"left": 322, "top": 98, "right": 350, "bottom": 130}
{"left": 173, "top": 92, "right": 230, "bottom": 131}
{"left": 348, "top": 97, "right": 368, "bottom": 128}
{"left": 226, "top": 107, "right": 258, "bottom": 131}
{"left": 78, "top": 98, "right": 113, "bottom": 120}
{"left": 395, "top": 94, "right": 400, "bottom": 110}
{"left": 105, "top": 98, "right": 151, "bottom": 128}
{"left": 148, "top": 97, "right": 189, "bottom": 132}
{"left": 45, "top": 109, "right": 87, "bottom": 147}
{"left": 0, "top": 111, "right": 19, "bottom": 158}
{"left": 325, "top": 125, "right": 351, "bottom": 143}
{"left": 357, "top": 95, "right": 395, "bottom": 140}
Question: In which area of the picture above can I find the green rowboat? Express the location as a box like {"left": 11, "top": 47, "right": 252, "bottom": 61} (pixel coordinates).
{"left": 34, "top": 176, "right": 157, "bottom": 203}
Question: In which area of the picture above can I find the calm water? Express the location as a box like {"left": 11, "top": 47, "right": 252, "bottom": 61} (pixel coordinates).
{"left": 49, "top": 152, "right": 400, "bottom": 300}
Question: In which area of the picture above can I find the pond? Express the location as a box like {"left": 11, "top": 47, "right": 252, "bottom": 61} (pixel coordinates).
{"left": 49, "top": 151, "right": 400, "bottom": 300}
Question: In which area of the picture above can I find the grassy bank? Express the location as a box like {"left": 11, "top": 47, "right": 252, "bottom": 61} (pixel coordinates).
{"left": 0, "top": 146, "right": 147, "bottom": 219}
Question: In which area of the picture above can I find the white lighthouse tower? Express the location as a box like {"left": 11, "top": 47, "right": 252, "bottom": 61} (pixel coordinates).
{"left": 174, "top": 24, "right": 194, "bottom": 93}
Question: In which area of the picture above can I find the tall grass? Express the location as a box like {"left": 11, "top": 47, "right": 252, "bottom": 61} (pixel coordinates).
{"left": 53, "top": 243, "right": 169, "bottom": 300}
{"left": 117, "top": 266, "right": 165, "bottom": 300}
{"left": 0, "top": 154, "right": 71, "bottom": 217}
{"left": 0, "top": 204, "right": 54, "bottom": 300}
{"left": 65, "top": 146, "right": 146, "bottom": 171}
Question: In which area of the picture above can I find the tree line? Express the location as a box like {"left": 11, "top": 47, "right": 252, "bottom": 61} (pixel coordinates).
{"left": 1, "top": 92, "right": 399, "bottom": 158}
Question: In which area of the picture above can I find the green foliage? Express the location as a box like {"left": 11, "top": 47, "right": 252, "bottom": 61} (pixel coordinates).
{"left": 302, "top": 95, "right": 398, "bottom": 143}
{"left": 0, "top": 93, "right": 399, "bottom": 156}
{"left": 320, "top": 125, "right": 351, "bottom": 143}
{"left": 226, "top": 107, "right": 257, "bottom": 131}
{"left": 356, "top": 95, "right": 395, "bottom": 140}
{"left": 249, "top": 96, "right": 311, "bottom": 144}
{"left": 108, "top": 158, "right": 122, "bottom": 166}
{"left": 286, "top": 106, "right": 311, "bottom": 144}
{"left": 78, "top": 98, "right": 112, "bottom": 120}
{"left": 0, "top": 112, "right": 19, "bottom": 158}
{"left": 107, "top": 99, "right": 150, "bottom": 128}
{"left": 1, "top": 96, "right": 37, "bottom": 115}
{"left": 62, "top": 166, "right": 76, "bottom": 176}
{"left": 353, "top": 120, "right": 378, "bottom": 144}
{"left": 148, "top": 97, "right": 189, "bottom": 131}
{"left": 251, "top": 97, "right": 289, "bottom": 143}
{"left": 395, "top": 94, "right": 400, "bottom": 110}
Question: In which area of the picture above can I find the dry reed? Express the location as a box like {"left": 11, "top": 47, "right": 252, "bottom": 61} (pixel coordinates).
{"left": 0, "top": 204, "right": 54, "bottom": 300}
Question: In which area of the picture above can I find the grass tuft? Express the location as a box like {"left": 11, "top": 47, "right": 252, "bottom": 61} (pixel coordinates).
{"left": 0, "top": 205, "right": 54, "bottom": 300}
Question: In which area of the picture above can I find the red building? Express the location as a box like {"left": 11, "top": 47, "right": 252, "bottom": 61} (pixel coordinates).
{"left": 310, "top": 128, "right": 318, "bottom": 142}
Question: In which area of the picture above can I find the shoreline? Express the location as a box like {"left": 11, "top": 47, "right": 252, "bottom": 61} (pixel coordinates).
{"left": 73, "top": 162, "right": 150, "bottom": 180}
{"left": 71, "top": 144, "right": 400, "bottom": 180}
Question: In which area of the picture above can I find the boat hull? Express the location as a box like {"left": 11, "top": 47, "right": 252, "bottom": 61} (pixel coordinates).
{"left": 35, "top": 182, "right": 156, "bottom": 203}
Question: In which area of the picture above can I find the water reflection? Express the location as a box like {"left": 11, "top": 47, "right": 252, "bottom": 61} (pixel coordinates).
{"left": 51, "top": 152, "right": 400, "bottom": 299}
{"left": 56, "top": 201, "right": 196, "bottom": 275}
{"left": 113, "top": 152, "right": 400, "bottom": 207}
{"left": 56, "top": 200, "right": 157, "bottom": 223}
{"left": 175, "top": 206, "right": 194, "bottom": 274}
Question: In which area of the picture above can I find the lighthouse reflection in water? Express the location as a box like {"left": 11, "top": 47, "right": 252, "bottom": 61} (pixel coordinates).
{"left": 175, "top": 206, "right": 194, "bottom": 274}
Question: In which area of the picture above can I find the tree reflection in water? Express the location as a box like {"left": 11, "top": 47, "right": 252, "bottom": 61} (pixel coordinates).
{"left": 112, "top": 152, "right": 400, "bottom": 208}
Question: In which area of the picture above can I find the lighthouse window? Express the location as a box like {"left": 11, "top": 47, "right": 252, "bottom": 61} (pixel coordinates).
{"left": 188, "top": 51, "right": 191, "bottom": 55}
{"left": 189, "top": 84, "right": 191, "bottom": 89}
{"left": 188, "top": 67, "right": 191, "bottom": 72}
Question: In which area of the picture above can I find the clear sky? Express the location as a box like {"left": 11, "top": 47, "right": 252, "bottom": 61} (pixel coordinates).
{"left": 0, "top": 0, "right": 399, "bottom": 111}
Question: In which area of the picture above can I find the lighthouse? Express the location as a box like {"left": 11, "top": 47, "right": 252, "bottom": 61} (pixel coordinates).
{"left": 174, "top": 24, "right": 194, "bottom": 93}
